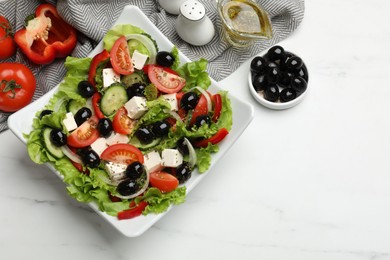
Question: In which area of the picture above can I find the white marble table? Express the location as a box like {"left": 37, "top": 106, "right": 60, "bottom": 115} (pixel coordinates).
{"left": 2, "top": 1, "right": 390, "bottom": 259}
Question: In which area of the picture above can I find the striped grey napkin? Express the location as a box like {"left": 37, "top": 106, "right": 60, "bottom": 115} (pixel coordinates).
{"left": 0, "top": 0, "right": 305, "bottom": 133}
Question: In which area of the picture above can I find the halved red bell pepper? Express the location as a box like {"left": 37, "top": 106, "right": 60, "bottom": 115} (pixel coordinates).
{"left": 14, "top": 4, "right": 77, "bottom": 65}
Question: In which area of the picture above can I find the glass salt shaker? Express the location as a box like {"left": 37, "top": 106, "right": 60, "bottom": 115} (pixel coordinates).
{"left": 175, "top": 0, "right": 215, "bottom": 46}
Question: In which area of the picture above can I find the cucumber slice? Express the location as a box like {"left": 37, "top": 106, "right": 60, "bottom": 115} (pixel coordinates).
{"left": 100, "top": 85, "right": 128, "bottom": 116}
{"left": 130, "top": 135, "right": 161, "bottom": 150}
{"left": 42, "top": 128, "right": 64, "bottom": 159}
{"left": 121, "top": 71, "right": 147, "bottom": 87}
{"left": 67, "top": 99, "right": 85, "bottom": 115}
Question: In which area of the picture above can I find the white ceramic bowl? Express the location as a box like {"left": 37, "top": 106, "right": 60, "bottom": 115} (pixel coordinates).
{"left": 248, "top": 71, "right": 308, "bottom": 110}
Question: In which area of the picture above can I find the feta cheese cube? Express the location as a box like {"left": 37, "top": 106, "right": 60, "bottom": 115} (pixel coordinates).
{"left": 124, "top": 96, "right": 148, "bottom": 119}
{"left": 143, "top": 150, "right": 163, "bottom": 173}
{"left": 62, "top": 112, "right": 78, "bottom": 132}
{"left": 102, "top": 68, "right": 120, "bottom": 88}
{"left": 162, "top": 93, "right": 178, "bottom": 111}
{"left": 161, "top": 149, "right": 183, "bottom": 168}
{"left": 105, "top": 133, "right": 129, "bottom": 146}
{"left": 105, "top": 161, "right": 127, "bottom": 182}
{"left": 90, "top": 137, "right": 108, "bottom": 156}
{"left": 131, "top": 50, "right": 149, "bottom": 70}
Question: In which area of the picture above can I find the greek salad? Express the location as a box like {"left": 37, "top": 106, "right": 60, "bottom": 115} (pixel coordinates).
{"left": 25, "top": 24, "right": 233, "bottom": 220}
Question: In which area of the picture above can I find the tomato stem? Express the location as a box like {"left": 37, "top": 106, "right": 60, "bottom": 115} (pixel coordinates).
{"left": 0, "top": 21, "right": 13, "bottom": 40}
{"left": 1, "top": 79, "right": 22, "bottom": 99}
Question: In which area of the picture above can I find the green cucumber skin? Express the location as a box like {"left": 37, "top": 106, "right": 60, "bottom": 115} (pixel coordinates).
{"left": 43, "top": 128, "right": 64, "bottom": 159}
{"left": 100, "top": 85, "right": 128, "bottom": 116}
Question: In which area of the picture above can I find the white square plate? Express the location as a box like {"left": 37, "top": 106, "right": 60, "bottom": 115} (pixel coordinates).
{"left": 8, "top": 5, "right": 254, "bottom": 237}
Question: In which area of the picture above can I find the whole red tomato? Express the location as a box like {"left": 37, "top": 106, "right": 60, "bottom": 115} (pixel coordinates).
{"left": 0, "top": 63, "right": 36, "bottom": 112}
{"left": 0, "top": 16, "right": 16, "bottom": 60}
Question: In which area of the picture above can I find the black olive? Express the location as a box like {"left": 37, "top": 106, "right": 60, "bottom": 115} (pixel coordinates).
{"left": 266, "top": 45, "right": 285, "bottom": 62}
{"left": 278, "top": 71, "right": 294, "bottom": 88}
{"left": 266, "top": 66, "right": 281, "bottom": 84}
{"left": 127, "top": 83, "right": 146, "bottom": 99}
{"left": 80, "top": 149, "right": 100, "bottom": 168}
{"left": 156, "top": 51, "right": 175, "bottom": 67}
{"left": 135, "top": 126, "right": 155, "bottom": 144}
{"left": 297, "top": 64, "right": 309, "bottom": 82}
{"left": 264, "top": 85, "right": 279, "bottom": 102}
{"left": 280, "top": 88, "right": 297, "bottom": 102}
{"left": 117, "top": 179, "right": 139, "bottom": 196}
{"left": 74, "top": 107, "right": 92, "bottom": 126}
{"left": 125, "top": 161, "right": 145, "bottom": 180}
{"left": 97, "top": 118, "right": 113, "bottom": 138}
{"left": 180, "top": 91, "right": 199, "bottom": 111}
{"left": 291, "top": 76, "right": 308, "bottom": 95}
{"left": 177, "top": 138, "right": 189, "bottom": 156}
{"left": 279, "top": 51, "right": 294, "bottom": 70}
{"left": 39, "top": 109, "right": 53, "bottom": 119}
{"left": 250, "top": 56, "right": 267, "bottom": 74}
{"left": 252, "top": 73, "right": 268, "bottom": 92}
{"left": 194, "top": 114, "right": 211, "bottom": 128}
{"left": 175, "top": 162, "right": 192, "bottom": 184}
{"left": 152, "top": 120, "right": 170, "bottom": 137}
{"left": 286, "top": 56, "right": 303, "bottom": 71}
{"left": 77, "top": 81, "right": 95, "bottom": 98}
{"left": 50, "top": 129, "right": 67, "bottom": 147}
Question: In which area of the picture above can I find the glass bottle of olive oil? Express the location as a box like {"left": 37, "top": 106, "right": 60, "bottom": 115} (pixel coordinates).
{"left": 217, "top": 0, "right": 272, "bottom": 47}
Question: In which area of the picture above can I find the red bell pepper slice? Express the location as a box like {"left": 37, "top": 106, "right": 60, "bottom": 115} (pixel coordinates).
{"left": 14, "top": 4, "right": 77, "bottom": 65}
{"left": 88, "top": 49, "right": 110, "bottom": 87}
{"left": 117, "top": 201, "right": 148, "bottom": 220}
{"left": 91, "top": 92, "right": 105, "bottom": 119}
{"left": 194, "top": 128, "right": 229, "bottom": 148}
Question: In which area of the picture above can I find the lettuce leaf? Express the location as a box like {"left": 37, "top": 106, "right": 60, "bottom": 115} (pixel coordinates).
{"left": 103, "top": 24, "right": 145, "bottom": 51}
{"left": 177, "top": 58, "right": 211, "bottom": 91}
{"left": 136, "top": 187, "right": 186, "bottom": 215}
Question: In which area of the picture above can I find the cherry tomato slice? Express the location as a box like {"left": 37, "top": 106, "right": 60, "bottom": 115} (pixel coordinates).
{"left": 149, "top": 171, "right": 179, "bottom": 193}
{"left": 91, "top": 92, "right": 105, "bottom": 119}
{"left": 189, "top": 93, "right": 208, "bottom": 126}
{"left": 117, "top": 201, "right": 148, "bottom": 220}
{"left": 194, "top": 128, "right": 229, "bottom": 148}
{"left": 100, "top": 143, "right": 144, "bottom": 165}
{"left": 110, "top": 36, "right": 134, "bottom": 75}
{"left": 148, "top": 65, "right": 186, "bottom": 94}
{"left": 212, "top": 93, "right": 222, "bottom": 122}
{"left": 67, "top": 116, "right": 99, "bottom": 148}
{"left": 112, "top": 107, "right": 136, "bottom": 135}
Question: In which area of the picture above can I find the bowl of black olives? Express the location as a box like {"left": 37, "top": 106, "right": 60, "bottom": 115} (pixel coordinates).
{"left": 248, "top": 45, "right": 309, "bottom": 110}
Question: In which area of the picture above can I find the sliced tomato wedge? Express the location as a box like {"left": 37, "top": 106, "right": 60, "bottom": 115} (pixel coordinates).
{"left": 91, "top": 92, "right": 105, "bottom": 119}
{"left": 113, "top": 107, "right": 136, "bottom": 135}
{"left": 212, "top": 93, "right": 222, "bottom": 122}
{"left": 194, "top": 128, "right": 229, "bottom": 148}
{"left": 117, "top": 201, "right": 148, "bottom": 220}
{"left": 88, "top": 49, "right": 110, "bottom": 87}
{"left": 110, "top": 36, "right": 134, "bottom": 75}
{"left": 67, "top": 116, "right": 99, "bottom": 148}
{"left": 189, "top": 93, "right": 208, "bottom": 126}
{"left": 149, "top": 171, "right": 179, "bottom": 193}
{"left": 148, "top": 65, "right": 186, "bottom": 94}
{"left": 100, "top": 143, "right": 144, "bottom": 164}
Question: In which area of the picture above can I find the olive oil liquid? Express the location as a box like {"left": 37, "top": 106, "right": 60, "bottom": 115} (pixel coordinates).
{"left": 219, "top": 0, "right": 272, "bottom": 47}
